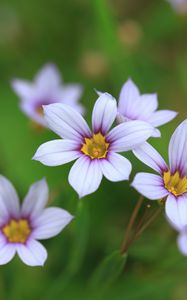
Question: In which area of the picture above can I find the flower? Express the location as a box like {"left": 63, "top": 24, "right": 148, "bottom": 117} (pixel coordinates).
{"left": 132, "top": 120, "right": 187, "bottom": 230}
{"left": 166, "top": 217, "right": 187, "bottom": 256}
{"left": 117, "top": 79, "right": 177, "bottom": 137}
{"left": 11, "top": 63, "right": 84, "bottom": 127}
{"left": 33, "top": 92, "right": 156, "bottom": 198}
{"left": 0, "top": 176, "right": 73, "bottom": 266}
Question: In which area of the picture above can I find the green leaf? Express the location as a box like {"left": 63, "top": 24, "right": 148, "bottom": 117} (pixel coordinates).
{"left": 90, "top": 250, "right": 127, "bottom": 289}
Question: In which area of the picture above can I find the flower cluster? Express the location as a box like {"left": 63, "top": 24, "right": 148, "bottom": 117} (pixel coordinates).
{"left": 7, "top": 64, "right": 187, "bottom": 265}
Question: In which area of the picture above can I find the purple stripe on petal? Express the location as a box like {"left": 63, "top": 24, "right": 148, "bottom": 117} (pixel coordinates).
{"left": 133, "top": 142, "right": 168, "bottom": 175}
{"left": 68, "top": 156, "right": 103, "bottom": 198}
{"left": 132, "top": 172, "right": 168, "bottom": 200}
{"left": 168, "top": 120, "right": 187, "bottom": 176}
{"left": 92, "top": 93, "right": 117, "bottom": 135}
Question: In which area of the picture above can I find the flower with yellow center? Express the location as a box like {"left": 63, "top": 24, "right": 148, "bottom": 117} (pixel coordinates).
{"left": 81, "top": 133, "right": 109, "bottom": 159}
{"left": 2, "top": 219, "right": 31, "bottom": 244}
{"left": 33, "top": 92, "right": 155, "bottom": 198}
{"left": 132, "top": 120, "right": 187, "bottom": 231}
{"left": 0, "top": 177, "right": 73, "bottom": 266}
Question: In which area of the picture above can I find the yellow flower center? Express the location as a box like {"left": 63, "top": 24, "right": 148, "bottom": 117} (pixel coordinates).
{"left": 81, "top": 132, "right": 109, "bottom": 159}
{"left": 36, "top": 105, "right": 44, "bottom": 116}
{"left": 2, "top": 219, "right": 31, "bottom": 243}
{"left": 163, "top": 170, "right": 187, "bottom": 196}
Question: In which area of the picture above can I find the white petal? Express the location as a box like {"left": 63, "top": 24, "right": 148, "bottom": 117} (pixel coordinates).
{"left": 11, "top": 79, "right": 34, "bottom": 99}
{"left": 165, "top": 194, "right": 183, "bottom": 230}
{"left": 148, "top": 110, "right": 177, "bottom": 127}
{"left": 136, "top": 94, "right": 158, "bottom": 117}
{"left": 60, "top": 84, "right": 83, "bottom": 105}
{"left": 32, "top": 207, "right": 73, "bottom": 239}
{"left": 17, "top": 239, "right": 47, "bottom": 266}
{"left": 118, "top": 79, "right": 140, "bottom": 116}
{"left": 35, "top": 64, "right": 61, "bottom": 88}
{"left": 133, "top": 142, "right": 168, "bottom": 174}
{"left": 177, "top": 231, "right": 187, "bottom": 256}
{"left": 33, "top": 139, "right": 81, "bottom": 166}
{"left": 177, "top": 195, "right": 187, "bottom": 227}
{"left": 100, "top": 153, "right": 132, "bottom": 181}
{"left": 92, "top": 93, "right": 117, "bottom": 134}
{"left": 132, "top": 172, "right": 169, "bottom": 200}
{"left": 20, "top": 101, "right": 46, "bottom": 127}
{"left": 0, "top": 176, "right": 20, "bottom": 218}
{"left": 44, "top": 103, "right": 91, "bottom": 141}
{"left": 21, "top": 179, "right": 48, "bottom": 219}
{"left": 68, "top": 156, "right": 103, "bottom": 198}
{"left": 0, "top": 243, "right": 16, "bottom": 265}
{"left": 107, "top": 121, "right": 155, "bottom": 152}
{"left": 168, "top": 119, "right": 187, "bottom": 176}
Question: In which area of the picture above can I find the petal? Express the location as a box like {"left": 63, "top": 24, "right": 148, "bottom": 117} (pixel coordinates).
{"left": 177, "top": 231, "right": 187, "bottom": 256}
{"left": 35, "top": 64, "right": 61, "bottom": 88}
{"left": 21, "top": 179, "right": 48, "bottom": 219}
{"left": 20, "top": 101, "right": 47, "bottom": 127}
{"left": 0, "top": 243, "right": 16, "bottom": 265}
{"left": 136, "top": 94, "right": 158, "bottom": 117}
{"left": 11, "top": 79, "right": 34, "bottom": 99}
{"left": 17, "top": 239, "right": 47, "bottom": 266}
{"left": 133, "top": 142, "right": 168, "bottom": 174}
{"left": 148, "top": 110, "right": 177, "bottom": 127}
{"left": 44, "top": 103, "right": 91, "bottom": 141}
{"left": 33, "top": 139, "right": 81, "bottom": 166}
{"left": 0, "top": 176, "right": 20, "bottom": 218}
{"left": 100, "top": 153, "right": 132, "bottom": 182}
{"left": 107, "top": 121, "right": 155, "bottom": 152}
{"left": 32, "top": 207, "right": 73, "bottom": 239}
{"left": 68, "top": 156, "right": 103, "bottom": 198}
{"left": 92, "top": 93, "right": 117, "bottom": 135}
{"left": 168, "top": 120, "right": 187, "bottom": 176}
{"left": 60, "top": 84, "right": 83, "bottom": 105}
{"left": 177, "top": 195, "right": 187, "bottom": 227}
{"left": 118, "top": 79, "right": 140, "bottom": 116}
{"left": 165, "top": 194, "right": 183, "bottom": 230}
{"left": 132, "top": 172, "right": 169, "bottom": 200}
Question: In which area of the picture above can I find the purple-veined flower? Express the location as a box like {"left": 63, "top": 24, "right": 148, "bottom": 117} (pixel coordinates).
{"left": 117, "top": 79, "right": 177, "bottom": 137}
{"left": 132, "top": 120, "right": 187, "bottom": 230}
{"left": 33, "top": 93, "right": 156, "bottom": 198}
{"left": 11, "top": 63, "right": 84, "bottom": 127}
{"left": 0, "top": 176, "right": 73, "bottom": 266}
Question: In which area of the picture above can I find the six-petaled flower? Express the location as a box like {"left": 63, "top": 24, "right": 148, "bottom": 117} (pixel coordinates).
{"left": 0, "top": 176, "right": 73, "bottom": 266}
{"left": 33, "top": 93, "right": 156, "bottom": 198}
{"left": 117, "top": 79, "right": 177, "bottom": 137}
{"left": 11, "top": 63, "right": 84, "bottom": 127}
{"left": 132, "top": 120, "right": 187, "bottom": 230}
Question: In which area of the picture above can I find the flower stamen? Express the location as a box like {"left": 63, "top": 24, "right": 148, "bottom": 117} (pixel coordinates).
{"left": 163, "top": 170, "right": 187, "bottom": 196}
{"left": 2, "top": 219, "right": 31, "bottom": 243}
{"left": 81, "top": 132, "right": 109, "bottom": 159}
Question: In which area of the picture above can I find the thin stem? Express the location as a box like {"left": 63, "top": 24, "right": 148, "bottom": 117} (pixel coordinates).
{"left": 121, "top": 195, "right": 144, "bottom": 254}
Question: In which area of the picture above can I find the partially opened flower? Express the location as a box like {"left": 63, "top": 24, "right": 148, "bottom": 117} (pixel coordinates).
{"left": 132, "top": 120, "right": 187, "bottom": 229}
{"left": 117, "top": 79, "right": 177, "bottom": 137}
{"left": 0, "top": 176, "right": 73, "bottom": 266}
{"left": 11, "top": 64, "right": 84, "bottom": 127}
{"left": 33, "top": 93, "right": 156, "bottom": 198}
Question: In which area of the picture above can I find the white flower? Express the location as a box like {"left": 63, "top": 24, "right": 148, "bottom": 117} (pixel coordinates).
{"left": 11, "top": 63, "right": 84, "bottom": 127}
{"left": 117, "top": 79, "right": 177, "bottom": 137}
{"left": 0, "top": 176, "right": 73, "bottom": 266}
{"left": 33, "top": 92, "right": 156, "bottom": 198}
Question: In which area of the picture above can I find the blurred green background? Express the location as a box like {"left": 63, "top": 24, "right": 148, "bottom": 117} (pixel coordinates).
{"left": 0, "top": 0, "right": 187, "bottom": 299}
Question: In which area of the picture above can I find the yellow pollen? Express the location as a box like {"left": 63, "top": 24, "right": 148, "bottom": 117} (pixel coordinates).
{"left": 2, "top": 219, "right": 31, "bottom": 243}
{"left": 81, "top": 132, "right": 109, "bottom": 159}
{"left": 36, "top": 105, "right": 44, "bottom": 116}
{"left": 163, "top": 170, "right": 187, "bottom": 196}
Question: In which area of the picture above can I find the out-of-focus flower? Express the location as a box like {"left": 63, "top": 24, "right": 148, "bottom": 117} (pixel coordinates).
{"left": 0, "top": 177, "right": 73, "bottom": 266}
{"left": 117, "top": 79, "right": 177, "bottom": 137}
{"left": 11, "top": 64, "right": 84, "bottom": 127}
{"left": 118, "top": 20, "right": 143, "bottom": 49}
{"left": 80, "top": 51, "right": 109, "bottom": 79}
{"left": 167, "top": 0, "right": 187, "bottom": 13}
{"left": 132, "top": 120, "right": 187, "bottom": 230}
{"left": 33, "top": 93, "right": 156, "bottom": 198}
